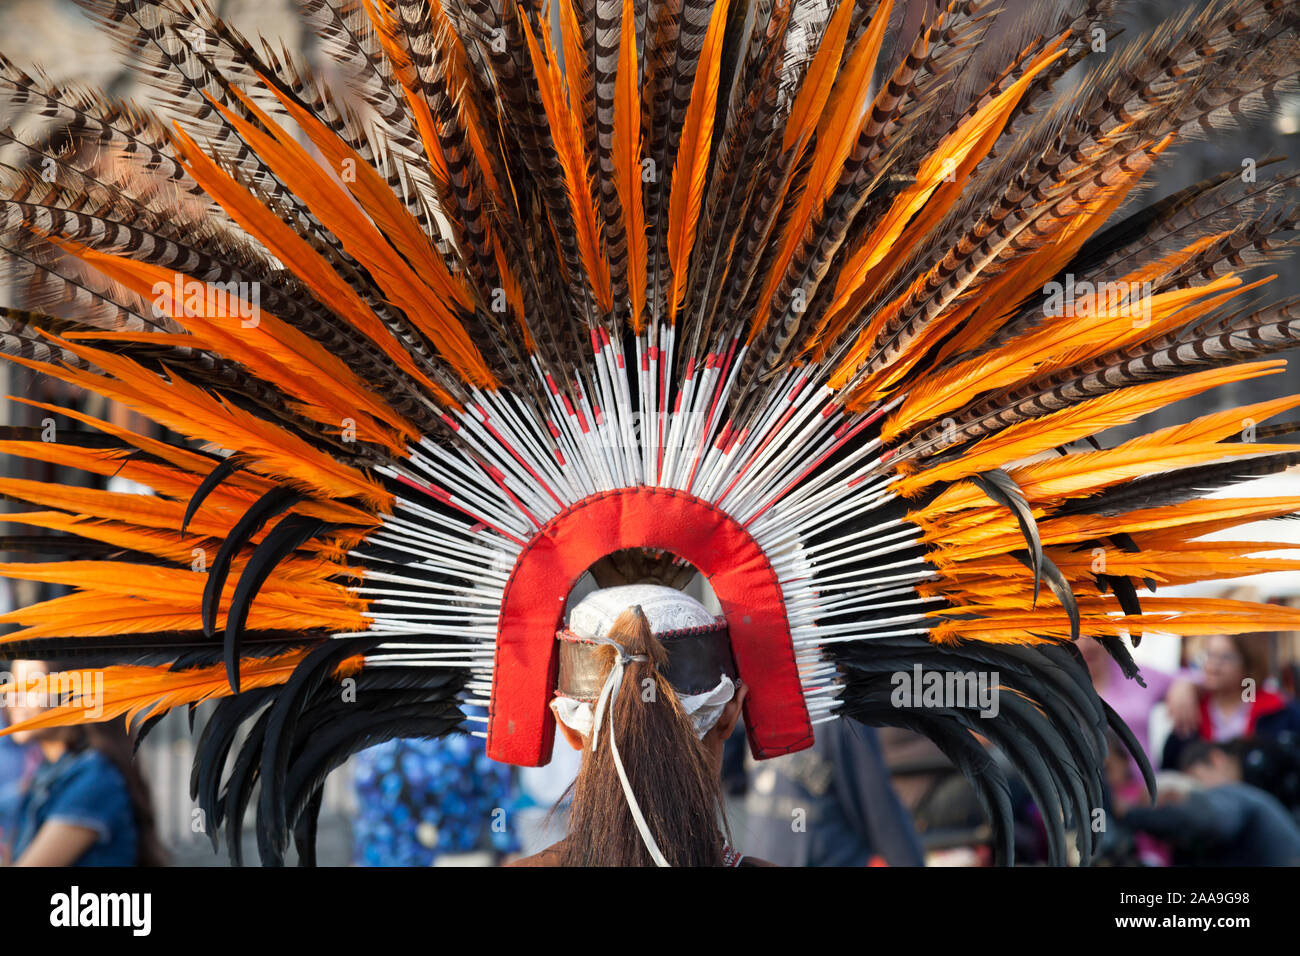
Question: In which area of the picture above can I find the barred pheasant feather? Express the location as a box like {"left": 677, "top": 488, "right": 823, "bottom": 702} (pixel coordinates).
{"left": 1, "top": 0, "right": 1299, "bottom": 865}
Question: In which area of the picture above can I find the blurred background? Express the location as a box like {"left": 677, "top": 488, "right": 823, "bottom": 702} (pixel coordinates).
{"left": 0, "top": 0, "right": 1297, "bottom": 866}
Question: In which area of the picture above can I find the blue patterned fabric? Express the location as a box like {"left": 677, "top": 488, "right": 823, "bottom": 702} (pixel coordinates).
{"left": 352, "top": 729, "right": 520, "bottom": 866}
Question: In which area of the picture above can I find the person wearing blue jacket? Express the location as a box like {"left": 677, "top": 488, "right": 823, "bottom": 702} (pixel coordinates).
{"left": 743, "top": 718, "right": 925, "bottom": 866}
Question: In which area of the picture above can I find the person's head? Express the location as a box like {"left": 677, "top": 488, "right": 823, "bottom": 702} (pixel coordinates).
{"left": 1180, "top": 740, "right": 1243, "bottom": 788}
{"left": 550, "top": 594, "right": 746, "bottom": 866}
{"left": 5, "top": 658, "right": 57, "bottom": 745}
{"left": 550, "top": 647, "right": 747, "bottom": 773}
{"left": 1200, "top": 634, "right": 1269, "bottom": 695}
{"left": 4, "top": 659, "right": 167, "bottom": 865}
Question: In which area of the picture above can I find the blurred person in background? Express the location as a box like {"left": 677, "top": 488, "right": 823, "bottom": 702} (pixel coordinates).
{"left": 1232, "top": 734, "right": 1300, "bottom": 817}
{"left": 1100, "top": 730, "right": 1169, "bottom": 866}
{"left": 1121, "top": 740, "right": 1300, "bottom": 866}
{"left": 512, "top": 740, "right": 581, "bottom": 859}
{"left": 1078, "top": 633, "right": 1199, "bottom": 859}
{"left": 1077, "top": 635, "right": 1195, "bottom": 764}
{"left": 1160, "top": 634, "right": 1300, "bottom": 771}
{"left": 743, "top": 720, "right": 924, "bottom": 866}
{"left": 352, "top": 711, "right": 521, "bottom": 866}
{"left": 2, "top": 660, "right": 165, "bottom": 866}
{"left": 0, "top": 712, "right": 36, "bottom": 848}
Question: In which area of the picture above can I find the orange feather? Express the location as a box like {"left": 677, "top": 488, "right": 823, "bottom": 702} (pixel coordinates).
{"left": 184, "top": 95, "right": 494, "bottom": 390}
{"left": 782, "top": 0, "right": 855, "bottom": 154}
{"left": 0, "top": 652, "right": 364, "bottom": 735}
{"left": 613, "top": 0, "right": 647, "bottom": 329}
{"left": 748, "top": 0, "right": 893, "bottom": 342}
{"left": 361, "top": 0, "right": 450, "bottom": 189}
{"left": 821, "top": 47, "right": 1069, "bottom": 385}
{"left": 520, "top": 12, "right": 613, "bottom": 313}
{"left": 1, "top": 347, "right": 392, "bottom": 509}
{"left": 891, "top": 359, "right": 1284, "bottom": 498}
{"left": 168, "top": 124, "right": 458, "bottom": 401}
{"left": 667, "top": 0, "right": 732, "bottom": 324}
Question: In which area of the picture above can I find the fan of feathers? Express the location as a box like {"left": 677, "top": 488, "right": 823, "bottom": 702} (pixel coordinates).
{"left": 0, "top": 0, "right": 1293, "bottom": 415}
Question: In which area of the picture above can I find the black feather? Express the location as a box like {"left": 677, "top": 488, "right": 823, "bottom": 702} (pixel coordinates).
{"left": 202, "top": 486, "right": 303, "bottom": 638}
{"left": 182, "top": 456, "right": 242, "bottom": 536}
{"left": 223, "top": 515, "right": 329, "bottom": 693}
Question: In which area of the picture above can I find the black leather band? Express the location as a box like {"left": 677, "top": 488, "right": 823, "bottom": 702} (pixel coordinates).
{"left": 555, "top": 625, "right": 736, "bottom": 701}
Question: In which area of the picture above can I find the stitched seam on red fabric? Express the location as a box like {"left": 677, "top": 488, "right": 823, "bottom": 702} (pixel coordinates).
{"left": 731, "top": 503, "right": 813, "bottom": 752}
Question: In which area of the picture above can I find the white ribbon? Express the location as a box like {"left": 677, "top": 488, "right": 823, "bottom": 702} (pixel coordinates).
{"left": 585, "top": 632, "right": 669, "bottom": 868}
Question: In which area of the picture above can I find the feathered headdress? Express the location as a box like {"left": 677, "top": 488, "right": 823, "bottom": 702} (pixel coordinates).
{"left": 1, "top": 0, "right": 1299, "bottom": 865}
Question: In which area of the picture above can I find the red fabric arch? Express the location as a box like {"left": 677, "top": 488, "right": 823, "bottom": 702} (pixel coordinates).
{"left": 486, "top": 488, "right": 813, "bottom": 766}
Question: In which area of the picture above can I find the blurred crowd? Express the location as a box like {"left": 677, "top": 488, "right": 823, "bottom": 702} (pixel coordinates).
{"left": 2, "top": 626, "right": 1298, "bottom": 866}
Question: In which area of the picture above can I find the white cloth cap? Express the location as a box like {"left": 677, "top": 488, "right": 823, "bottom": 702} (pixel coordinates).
{"left": 567, "top": 583, "right": 719, "bottom": 639}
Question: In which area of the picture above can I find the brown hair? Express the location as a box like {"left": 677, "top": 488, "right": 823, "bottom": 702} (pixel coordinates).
{"left": 1214, "top": 634, "right": 1272, "bottom": 686}
{"left": 557, "top": 608, "right": 728, "bottom": 866}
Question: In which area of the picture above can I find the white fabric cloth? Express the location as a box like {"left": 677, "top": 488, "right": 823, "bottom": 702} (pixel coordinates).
{"left": 567, "top": 583, "right": 719, "bottom": 639}
{"left": 554, "top": 673, "right": 736, "bottom": 739}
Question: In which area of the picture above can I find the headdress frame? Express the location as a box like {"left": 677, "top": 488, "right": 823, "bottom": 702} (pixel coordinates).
{"left": 485, "top": 488, "right": 814, "bottom": 766}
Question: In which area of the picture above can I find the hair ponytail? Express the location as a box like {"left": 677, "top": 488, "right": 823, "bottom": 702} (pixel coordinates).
{"left": 558, "top": 608, "right": 727, "bottom": 866}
